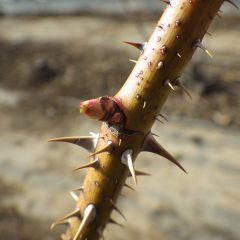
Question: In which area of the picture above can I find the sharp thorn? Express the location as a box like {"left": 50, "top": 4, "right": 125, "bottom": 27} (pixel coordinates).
{"left": 182, "top": 86, "right": 192, "bottom": 100}
{"left": 69, "top": 191, "right": 79, "bottom": 202}
{"left": 225, "top": 0, "right": 239, "bottom": 9}
{"left": 176, "top": 52, "right": 182, "bottom": 58}
{"left": 123, "top": 41, "right": 147, "bottom": 53}
{"left": 194, "top": 39, "right": 213, "bottom": 58}
{"left": 155, "top": 117, "right": 164, "bottom": 124}
{"left": 51, "top": 219, "right": 69, "bottom": 230}
{"left": 142, "top": 134, "right": 187, "bottom": 174}
{"left": 71, "top": 186, "right": 84, "bottom": 192}
{"left": 48, "top": 135, "right": 98, "bottom": 153}
{"left": 109, "top": 199, "right": 127, "bottom": 221}
{"left": 109, "top": 218, "right": 124, "bottom": 228}
{"left": 151, "top": 132, "right": 160, "bottom": 138}
{"left": 73, "top": 158, "right": 99, "bottom": 171}
{"left": 121, "top": 149, "right": 137, "bottom": 185}
{"left": 164, "top": 79, "right": 175, "bottom": 90}
{"left": 133, "top": 169, "right": 151, "bottom": 177}
{"left": 174, "top": 78, "right": 192, "bottom": 100}
{"left": 129, "top": 59, "right": 138, "bottom": 64}
{"left": 158, "top": 113, "right": 168, "bottom": 121}
{"left": 126, "top": 169, "right": 151, "bottom": 177}
{"left": 51, "top": 208, "right": 80, "bottom": 230}
{"left": 143, "top": 101, "right": 147, "bottom": 109}
{"left": 160, "top": 0, "right": 172, "bottom": 7}
{"left": 127, "top": 157, "right": 137, "bottom": 185}
{"left": 124, "top": 183, "right": 136, "bottom": 191}
{"left": 168, "top": 82, "right": 175, "bottom": 90}
{"left": 88, "top": 141, "right": 113, "bottom": 157}
{"left": 73, "top": 204, "right": 97, "bottom": 240}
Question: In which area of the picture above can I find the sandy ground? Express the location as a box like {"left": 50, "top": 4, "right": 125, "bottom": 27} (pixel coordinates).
{"left": 1, "top": 114, "right": 239, "bottom": 240}
{"left": 0, "top": 15, "right": 239, "bottom": 240}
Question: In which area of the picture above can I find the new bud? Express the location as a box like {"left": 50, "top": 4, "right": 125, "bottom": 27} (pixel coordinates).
{"left": 79, "top": 96, "right": 126, "bottom": 127}
{"left": 80, "top": 99, "right": 105, "bottom": 119}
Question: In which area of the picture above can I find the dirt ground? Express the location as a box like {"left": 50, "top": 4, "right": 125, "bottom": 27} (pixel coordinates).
{"left": 0, "top": 15, "right": 239, "bottom": 240}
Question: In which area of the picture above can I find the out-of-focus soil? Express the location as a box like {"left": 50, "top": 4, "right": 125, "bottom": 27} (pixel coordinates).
{"left": 0, "top": 16, "right": 239, "bottom": 240}
{"left": 0, "top": 16, "right": 239, "bottom": 127}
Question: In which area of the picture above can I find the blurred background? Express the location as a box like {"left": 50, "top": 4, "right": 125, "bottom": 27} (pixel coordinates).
{"left": 0, "top": 0, "right": 239, "bottom": 240}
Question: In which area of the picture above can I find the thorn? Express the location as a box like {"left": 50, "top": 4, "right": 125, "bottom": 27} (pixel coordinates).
{"left": 51, "top": 208, "right": 80, "bottom": 230}
{"left": 124, "top": 183, "right": 136, "bottom": 191}
{"left": 174, "top": 78, "right": 192, "bottom": 100}
{"left": 164, "top": 79, "right": 175, "bottom": 90}
{"left": 73, "top": 158, "right": 99, "bottom": 171}
{"left": 143, "top": 101, "right": 147, "bottom": 109}
{"left": 194, "top": 39, "right": 213, "bottom": 58}
{"left": 225, "top": 0, "right": 239, "bottom": 9}
{"left": 129, "top": 59, "right": 138, "bottom": 64}
{"left": 48, "top": 135, "right": 98, "bottom": 153}
{"left": 71, "top": 186, "right": 84, "bottom": 192}
{"left": 69, "top": 191, "right": 79, "bottom": 202}
{"left": 160, "top": 0, "right": 172, "bottom": 7}
{"left": 123, "top": 41, "right": 147, "bottom": 53}
{"left": 158, "top": 113, "right": 168, "bottom": 121}
{"left": 155, "top": 117, "right": 164, "bottom": 124}
{"left": 51, "top": 219, "right": 69, "bottom": 230}
{"left": 109, "top": 199, "right": 127, "bottom": 221}
{"left": 142, "top": 134, "right": 187, "bottom": 174}
{"left": 176, "top": 52, "right": 182, "bottom": 58}
{"left": 73, "top": 204, "right": 96, "bottom": 240}
{"left": 132, "top": 169, "right": 151, "bottom": 177}
{"left": 206, "top": 31, "right": 212, "bottom": 36}
{"left": 88, "top": 141, "right": 113, "bottom": 157}
{"left": 121, "top": 149, "right": 137, "bottom": 185}
{"left": 151, "top": 132, "right": 160, "bottom": 138}
{"left": 109, "top": 218, "right": 124, "bottom": 228}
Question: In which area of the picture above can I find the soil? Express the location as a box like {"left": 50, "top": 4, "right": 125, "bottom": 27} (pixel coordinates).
{"left": 0, "top": 15, "right": 239, "bottom": 240}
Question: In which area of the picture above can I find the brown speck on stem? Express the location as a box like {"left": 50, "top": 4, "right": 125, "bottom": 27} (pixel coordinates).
{"left": 135, "top": 94, "right": 141, "bottom": 100}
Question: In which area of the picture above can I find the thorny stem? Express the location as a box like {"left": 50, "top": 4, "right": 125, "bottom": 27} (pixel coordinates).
{"left": 116, "top": 0, "right": 224, "bottom": 133}
{"left": 59, "top": 1, "right": 226, "bottom": 240}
